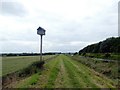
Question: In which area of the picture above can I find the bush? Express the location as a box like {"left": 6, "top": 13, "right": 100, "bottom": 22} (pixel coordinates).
{"left": 18, "top": 61, "right": 45, "bottom": 77}
{"left": 82, "top": 53, "right": 86, "bottom": 56}
{"left": 2, "top": 61, "right": 45, "bottom": 86}
{"left": 88, "top": 55, "right": 94, "bottom": 58}
{"left": 104, "top": 53, "right": 111, "bottom": 58}
{"left": 74, "top": 52, "right": 78, "bottom": 55}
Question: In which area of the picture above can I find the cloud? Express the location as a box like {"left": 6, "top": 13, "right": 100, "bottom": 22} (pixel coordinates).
{"left": 0, "top": 0, "right": 119, "bottom": 53}
{"left": 0, "top": 1, "right": 27, "bottom": 17}
{"left": 0, "top": 40, "right": 39, "bottom": 53}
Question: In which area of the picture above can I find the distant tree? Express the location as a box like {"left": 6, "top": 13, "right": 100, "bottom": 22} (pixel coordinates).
{"left": 74, "top": 52, "right": 78, "bottom": 55}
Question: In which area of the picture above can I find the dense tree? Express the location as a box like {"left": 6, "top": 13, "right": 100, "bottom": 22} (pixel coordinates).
{"left": 79, "top": 37, "right": 120, "bottom": 54}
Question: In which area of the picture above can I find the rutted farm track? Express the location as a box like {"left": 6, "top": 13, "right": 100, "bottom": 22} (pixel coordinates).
{"left": 7, "top": 55, "right": 116, "bottom": 88}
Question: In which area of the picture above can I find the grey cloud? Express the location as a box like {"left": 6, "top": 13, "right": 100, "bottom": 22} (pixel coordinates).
{"left": 1, "top": 40, "right": 38, "bottom": 53}
{"left": 0, "top": 0, "right": 118, "bottom": 53}
{"left": 43, "top": 41, "right": 91, "bottom": 53}
{"left": 1, "top": 1, "right": 27, "bottom": 17}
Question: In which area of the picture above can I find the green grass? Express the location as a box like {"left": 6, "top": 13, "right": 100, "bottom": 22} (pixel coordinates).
{"left": 70, "top": 57, "right": 115, "bottom": 88}
{"left": 45, "top": 57, "right": 60, "bottom": 88}
{"left": 63, "top": 57, "right": 83, "bottom": 87}
{"left": 16, "top": 72, "right": 41, "bottom": 88}
{"left": 2, "top": 55, "right": 55, "bottom": 76}
{"left": 11, "top": 55, "right": 60, "bottom": 88}
{"left": 5, "top": 55, "right": 117, "bottom": 88}
{"left": 62, "top": 55, "right": 113, "bottom": 88}
{"left": 82, "top": 53, "right": 120, "bottom": 61}
{"left": 71, "top": 55, "right": 119, "bottom": 86}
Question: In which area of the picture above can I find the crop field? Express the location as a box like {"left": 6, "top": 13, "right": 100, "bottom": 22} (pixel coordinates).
{"left": 5, "top": 54, "right": 118, "bottom": 88}
{"left": 2, "top": 55, "right": 55, "bottom": 76}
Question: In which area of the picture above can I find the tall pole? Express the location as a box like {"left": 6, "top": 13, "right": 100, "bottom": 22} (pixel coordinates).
{"left": 40, "top": 35, "right": 42, "bottom": 61}
{"left": 37, "top": 26, "right": 45, "bottom": 62}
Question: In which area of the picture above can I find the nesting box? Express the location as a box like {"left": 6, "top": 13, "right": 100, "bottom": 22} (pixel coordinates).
{"left": 37, "top": 27, "right": 46, "bottom": 35}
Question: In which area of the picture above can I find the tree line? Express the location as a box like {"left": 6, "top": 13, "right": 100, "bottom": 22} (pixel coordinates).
{"left": 2, "top": 52, "right": 61, "bottom": 57}
{"left": 79, "top": 37, "right": 120, "bottom": 54}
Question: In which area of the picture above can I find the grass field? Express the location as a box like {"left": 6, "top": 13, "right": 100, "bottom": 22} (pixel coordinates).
{"left": 71, "top": 55, "right": 119, "bottom": 81}
{"left": 2, "top": 55, "right": 55, "bottom": 76}
{"left": 6, "top": 54, "right": 117, "bottom": 88}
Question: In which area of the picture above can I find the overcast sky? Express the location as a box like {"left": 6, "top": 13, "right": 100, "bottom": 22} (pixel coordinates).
{"left": 0, "top": 0, "right": 119, "bottom": 53}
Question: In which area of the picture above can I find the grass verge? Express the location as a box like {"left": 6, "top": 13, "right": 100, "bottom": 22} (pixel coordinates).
{"left": 2, "top": 61, "right": 44, "bottom": 87}
{"left": 45, "top": 57, "right": 60, "bottom": 88}
{"left": 16, "top": 72, "right": 41, "bottom": 88}
{"left": 71, "top": 55, "right": 119, "bottom": 87}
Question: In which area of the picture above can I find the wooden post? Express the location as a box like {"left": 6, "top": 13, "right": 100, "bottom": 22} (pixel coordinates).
{"left": 40, "top": 35, "right": 42, "bottom": 61}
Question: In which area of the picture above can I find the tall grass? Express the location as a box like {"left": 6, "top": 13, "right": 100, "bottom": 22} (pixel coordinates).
{"left": 71, "top": 55, "right": 119, "bottom": 87}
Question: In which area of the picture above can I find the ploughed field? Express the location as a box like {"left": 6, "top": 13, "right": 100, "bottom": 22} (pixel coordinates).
{"left": 3, "top": 54, "right": 117, "bottom": 88}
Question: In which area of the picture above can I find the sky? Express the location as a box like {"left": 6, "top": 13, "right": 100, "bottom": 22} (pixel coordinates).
{"left": 0, "top": 0, "right": 119, "bottom": 53}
